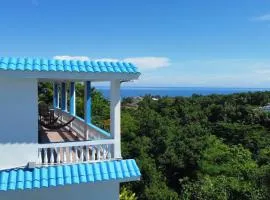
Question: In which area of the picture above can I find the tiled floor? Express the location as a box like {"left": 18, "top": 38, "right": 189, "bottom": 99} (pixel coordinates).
{"left": 39, "top": 125, "right": 85, "bottom": 143}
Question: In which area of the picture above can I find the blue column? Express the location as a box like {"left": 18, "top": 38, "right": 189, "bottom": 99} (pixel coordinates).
{"left": 70, "top": 82, "right": 76, "bottom": 115}
{"left": 53, "top": 82, "right": 59, "bottom": 108}
{"left": 84, "top": 81, "right": 91, "bottom": 124}
{"left": 61, "top": 82, "right": 67, "bottom": 111}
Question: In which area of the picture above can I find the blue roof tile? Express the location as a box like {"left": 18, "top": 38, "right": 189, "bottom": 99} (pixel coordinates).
{"left": 0, "top": 159, "right": 140, "bottom": 192}
{"left": 85, "top": 163, "right": 94, "bottom": 182}
{"left": 63, "top": 165, "right": 72, "bottom": 185}
{"left": 0, "top": 57, "right": 140, "bottom": 75}
{"left": 114, "top": 160, "right": 124, "bottom": 179}
{"left": 121, "top": 160, "right": 131, "bottom": 178}
{"left": 126, "top": 159, "right": 137, "bottom": 177}
{"left": 17, "top": 169, "right": 24, "bottom": 183}
{"left": 25, "top": 171, "right": 32, "bottom": 189}
{"left": 117, "top": 62, "right": 128, "bottom": 73}
{"left": 100, "top": 162, "right": 109, "bottom": 181}
{"left": 33, "top": 169, "right": 40, "bottom": 188}
{"left": 71, "top": 165, "right": 79, "bottom": 184}
{"left": 93, "top": 163, "right": 102, "bottom": 181}
{"left": 0, "top": 171, "right": 9, "bottom": 191}
{"left": 107, "top": 161, "right": 116, "bottom": 180}
{"left": 8, "top": 171, "right": 17, "bottom": 188}
{"left": 104, "top": 62, "right": 114, "bottom": 73}
{"left": 78, "top": 164, "right": 87, "bottom": 183}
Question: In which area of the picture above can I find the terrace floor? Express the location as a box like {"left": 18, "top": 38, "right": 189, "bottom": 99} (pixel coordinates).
{"left": 38, "top": 125, "right": 103, "bottom": 165}
{"left": 39, "top": 125, "right": 85, "bottom": 143}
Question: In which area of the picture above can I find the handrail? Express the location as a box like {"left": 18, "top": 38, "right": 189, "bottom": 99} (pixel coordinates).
{"left": 54, "top": 108, "right": 111, "bottom": 139}
{"left": 39, "top": 139, "right": 115, "bottom": 148}
{"left": 88, "top": 123, "right": 111, "bottom": 137}
{"left": 74, "top": 114, "right": 111, "bottom": 137}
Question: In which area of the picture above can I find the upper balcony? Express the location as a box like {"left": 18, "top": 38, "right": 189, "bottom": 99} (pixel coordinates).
{"left": 36, "top": 80, "right": 121, "bottom": 167}
{"left": 38, "top": 107, "right": 113, "bottom": 166}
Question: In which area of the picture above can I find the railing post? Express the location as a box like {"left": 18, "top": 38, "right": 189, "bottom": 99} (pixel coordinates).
{"left": 50, "top": 148, "right": 54, "bottom": 164}
{"left": 63, "top": 147, "right": 67, "bottom": 163}
{"left": 38, "top": 148, "right": 42, "bottom": 164}
{"left": 85, "top": 146, "right": 90, "bottom": 161}
{"left": 75, "top": 147, "right": 78, "bottom": 162}
{"left": 69, "top": 147, "right": 73, "bottom": 163}
{"left": 80, "top": 146, "right": 84, "bottom": 162}
{"left": 44, "top": 149, "right": 48, "bottom": 164}
{"left": 57, "top": 148, "right": 61, "bottom": 164}
{"left": 110, "top": 80, "right": 121, "bottom": 159}
{"left": 92, "top": 147, "right": 96, "bottom": 161}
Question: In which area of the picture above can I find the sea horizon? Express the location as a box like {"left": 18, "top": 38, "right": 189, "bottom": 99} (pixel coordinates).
{"left": 95, "top": 86, "right": 270, "bottom": 98}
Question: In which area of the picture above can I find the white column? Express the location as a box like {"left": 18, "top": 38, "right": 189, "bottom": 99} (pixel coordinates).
{"left": 110, "top": 80, "right": 121, "bottom": 159}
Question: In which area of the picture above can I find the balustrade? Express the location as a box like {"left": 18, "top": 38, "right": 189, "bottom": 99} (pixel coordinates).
{"left": 37, "top": 139, "right": 114, "bottom": 165}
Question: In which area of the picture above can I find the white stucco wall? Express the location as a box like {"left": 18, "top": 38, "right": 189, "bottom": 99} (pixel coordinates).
{"left": 0, "top": 181, "right": 120, "bottom": 200}
{"left": 0, "top": 78, "right": 38, "bottom": 169}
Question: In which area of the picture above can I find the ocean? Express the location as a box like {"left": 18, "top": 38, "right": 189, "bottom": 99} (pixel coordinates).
{"left": 96, "top": 87, "right": 270, "bottom": 98}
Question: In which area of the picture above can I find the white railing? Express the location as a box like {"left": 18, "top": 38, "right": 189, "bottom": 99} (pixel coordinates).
{"left": 37, "top": 139, "right": 114, "bottom": 166}
{"left": 54, "top": 108, "right": 110, "bottom": 140}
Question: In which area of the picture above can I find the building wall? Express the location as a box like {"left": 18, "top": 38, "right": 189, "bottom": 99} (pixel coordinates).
{"left": 0, "top": 78, "right": 38, "bottom": 169}
{"left": 0, "top": 181, "right": 120, "bottom": 200}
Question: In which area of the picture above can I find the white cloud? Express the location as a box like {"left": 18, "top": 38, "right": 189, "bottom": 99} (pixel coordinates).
{"left": 130, "top": 59, "right": 270, "bottom": 87}
{"left": 94, "top": 58, "right": 119, "bottom": 62}
{"left": 53, "top": 55, "right": 90, "bottom": 61}
{"left": 254, "top": 69, "right": 270, "bottom": 74}
{"left": 252, "top": 14, "right": 270, "bottom": 21}
{"left": 54, "top": 56, "right": 270, "bottom": 87}
{"left": 53, "top": 55, "right": 171, "bottom": 71}
{"left": 123, "top": 57, "right": 170, "bottom": 70}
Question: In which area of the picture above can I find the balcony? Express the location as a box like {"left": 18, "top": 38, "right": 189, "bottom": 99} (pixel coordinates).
{"left": 38, "top": 108, "right": 115, "bottom": 166}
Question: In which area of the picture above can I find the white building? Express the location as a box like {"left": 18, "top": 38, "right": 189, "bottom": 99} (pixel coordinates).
{"left": 262, "top": 104, "right": 270, "bottom": 112}
{"left": 0, "top": 57, "right": 141, "bottom": 200}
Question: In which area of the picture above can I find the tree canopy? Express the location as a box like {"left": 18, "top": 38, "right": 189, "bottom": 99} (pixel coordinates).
{"left": 39, "top": 83, "right": 270, "bottom": 199}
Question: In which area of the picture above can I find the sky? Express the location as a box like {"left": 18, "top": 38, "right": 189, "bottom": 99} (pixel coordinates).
{"left": 1, "top": 0, "right": 270, "bottom": 87}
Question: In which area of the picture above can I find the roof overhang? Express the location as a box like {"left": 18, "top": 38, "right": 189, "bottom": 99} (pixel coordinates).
{"left": 0, "top": 57, "right": 141, "bottom": 82}
{"left": 0, "top": 159, "right": 141, "bottom": 191}
{"left": 0, "top": 70, "right": 140, "bottom": 82}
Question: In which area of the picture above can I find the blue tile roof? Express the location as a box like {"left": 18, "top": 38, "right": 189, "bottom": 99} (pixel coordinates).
{"left": 0, "top": 159, "right": 140, "bottom": 191}
{"left": 0, "top": 57, "right": 140, "bottom": 74}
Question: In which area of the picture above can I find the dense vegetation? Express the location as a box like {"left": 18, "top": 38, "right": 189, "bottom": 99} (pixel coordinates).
{"left": 39, "top": 83, "right": 270, "bottom": 200}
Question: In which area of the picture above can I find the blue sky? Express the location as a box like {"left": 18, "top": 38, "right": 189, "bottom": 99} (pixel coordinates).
{"left": 1, "top": 0, "right": 270, "bottom": 87}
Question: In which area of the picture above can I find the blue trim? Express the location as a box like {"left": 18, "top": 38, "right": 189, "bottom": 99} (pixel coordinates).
{"left": 74, "top": 114, "right": 111, "bottom": 138}
{"left": 53, "top": 83, "right": 58, "bottom": 108}
{"left": 70, "top": 82, "right": 75, "bottom": 115}
{"left": 61, "top": 82, "right": 66, "bottom": 111}
{"left": 0, "top": 159, "right": 141, "bottom": 191}
{"left": 60, "top": 110, "right": 111, "bottom": 138}
{"left": 85, "top": 81, "right": 91, "bottom": 124}
{"left": 88, "top": 123, "right": 111, "bottom": 137}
